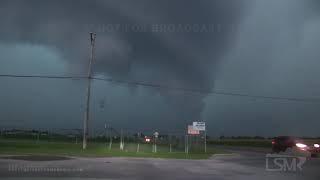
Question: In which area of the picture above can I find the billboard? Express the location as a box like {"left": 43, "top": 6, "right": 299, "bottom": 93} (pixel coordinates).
{"left": 193, "top": 122, "right": 206, "bottom": 131}
{"left": 188, "top": 125, "right": 200, "bottom": 135}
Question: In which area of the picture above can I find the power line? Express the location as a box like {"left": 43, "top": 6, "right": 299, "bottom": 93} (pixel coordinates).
{"left": 92, "top": 77, "right": 320, "bottom": 103}
{"left": 0, "top": 74, "right": 86, "bottom": 79}
{"left": 1, "top": 74, "right": 320, "bottom": 103}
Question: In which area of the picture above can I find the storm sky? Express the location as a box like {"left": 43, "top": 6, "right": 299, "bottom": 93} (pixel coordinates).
{"left": 0, "top": 0, "right": 320, "bottom": 137}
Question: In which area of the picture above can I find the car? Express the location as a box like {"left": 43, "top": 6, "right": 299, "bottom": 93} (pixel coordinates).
{"left": 272, "top": 136, "right": 320, "bottom": 157}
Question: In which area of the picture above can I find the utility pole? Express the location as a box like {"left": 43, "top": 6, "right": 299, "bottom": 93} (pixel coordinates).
{"left": 204, "top": 120, "right": 207, "bottom": 153}
{"left": 169, "top": 133, "right": 172, "bottom": 153}
{"left": 37, "top": 131, "right": 40, "bottom": 143}
{"left": 185, "top": 135, "right": 189, "bottom": 154}
{"left": 104, "top": 123, "right": 108, "bottom": 147}
{"left": 120, "top": 129, "right": 124, "bottom": 150}
{"left": 185, "top": 125, "right": 189, "bottom": 154}
{"left": 109, "top": 126, "right": 113, "bottom": 150}
{"left": 204, "top": 128, "right": 207, "bottom": 153}
{"left": 83, "top": 32, "right": 96, "bottom": 150}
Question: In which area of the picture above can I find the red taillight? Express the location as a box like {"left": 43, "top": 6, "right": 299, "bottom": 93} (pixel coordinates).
{"left": 272, "top": 141, "right": 275, "bottom": 145}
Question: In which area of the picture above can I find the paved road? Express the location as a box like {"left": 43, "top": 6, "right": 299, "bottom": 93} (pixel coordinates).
{"left": 0, "top": 148, "right": 319, "bottom": 180}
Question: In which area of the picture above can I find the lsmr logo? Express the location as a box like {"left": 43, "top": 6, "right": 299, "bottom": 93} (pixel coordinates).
{"left": 266, "top": 154, "right": 306, "bottom": 172}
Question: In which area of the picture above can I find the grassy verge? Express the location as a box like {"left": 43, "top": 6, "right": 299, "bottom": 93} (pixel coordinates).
{"left": 0, "top": 139, "right": 224, "bottom": 159}
{"left": 208, "top": 139, "right": 272, "bottom": 148}
{"left": 209, "top": 139, "right": 320, "bottom": 149}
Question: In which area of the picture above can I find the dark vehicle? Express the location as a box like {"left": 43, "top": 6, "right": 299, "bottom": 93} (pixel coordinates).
{"left": 272, "top": 136, "right": 297, "bottom": 153}
{"left": 272, "top": 136, "right": 320, "bottom": 156}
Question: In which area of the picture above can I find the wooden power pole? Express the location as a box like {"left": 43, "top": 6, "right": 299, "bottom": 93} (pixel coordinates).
{"left": 83, "top": 32, "right": 96, "bottom": 150}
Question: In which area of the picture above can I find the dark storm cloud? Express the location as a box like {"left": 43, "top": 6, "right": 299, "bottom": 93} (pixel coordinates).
{"left": 1, "top": 0, "right": 320, "bottom": 136}
{"left": 0, "top": 0, "right": 246, "bottom": 88}
{"left": 205, "top": 0, "right": 320, "bottom": 137}
{"left": 0, "top": 0, "right": 248, "bottom": 132}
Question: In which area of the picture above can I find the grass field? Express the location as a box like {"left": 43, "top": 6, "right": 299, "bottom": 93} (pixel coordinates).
{"left": 209, "top": 138, "right": 320, "bottom": 149}
{"left": 209, "top": 139, "right": 272, "bottom": 148}
{"left": 1, "top": 137, "right": 318, "bottom": 159}
{"left": 0, "top": 138, "right": 224, "bottom": 159}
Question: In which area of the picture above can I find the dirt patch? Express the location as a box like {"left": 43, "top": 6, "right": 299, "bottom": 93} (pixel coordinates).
{"left": 0, "top": 155, "right": 72, "bottom": 161}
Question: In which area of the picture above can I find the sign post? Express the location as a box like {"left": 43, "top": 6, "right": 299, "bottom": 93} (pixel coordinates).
{"left": 204, "top": 126, "right": 207, "bottom": 153}
{"left": 153, "top": 132, "right": 159, "bottom": 153}
{"left": 185, "top": 134, "right": 189, "bottom": 154}
{"left": 192, "top": 122, "right": 206, "bottom": 153}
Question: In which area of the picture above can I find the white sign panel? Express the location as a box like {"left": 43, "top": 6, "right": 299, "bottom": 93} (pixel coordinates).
{"left": 188, "top": 125, "right": 200, "bottom": 135}
{"left": 193, "top": 122, "right": 206, "bottom": 131}
{"left": 154, "top": 132, "right": 159, "bottom": 138}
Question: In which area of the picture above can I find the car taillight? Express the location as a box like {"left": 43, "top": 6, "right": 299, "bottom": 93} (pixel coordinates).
{"left": 314, "top": 144, "right": 319, "bottom": 148}
{"left": 272, "top": 141, "right": 275, "bottom": 145}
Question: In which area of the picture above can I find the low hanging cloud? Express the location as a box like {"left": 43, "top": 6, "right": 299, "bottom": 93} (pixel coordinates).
{"left": 1, "top": 0, "right": 320, "bottom": 136}
{"left": 205, "top": 0, "right": 320, "bottom": 137}
{"left": 0, "top": 0, "right": 247, "bottom": 130}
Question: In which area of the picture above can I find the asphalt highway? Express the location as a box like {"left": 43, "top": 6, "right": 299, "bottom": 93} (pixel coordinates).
{"left": 0, "top": 147, "right": 319, "bottom": 180}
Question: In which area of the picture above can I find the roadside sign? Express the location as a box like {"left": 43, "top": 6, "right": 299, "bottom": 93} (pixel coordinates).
{"left": 154, "top": 132, "right": 159, "bottom": 138}
{"left": 193, "top": 122, "right": 206, "bottom": 131}
{"left": 188, "top": 125, "right": 200, "bottom": 135}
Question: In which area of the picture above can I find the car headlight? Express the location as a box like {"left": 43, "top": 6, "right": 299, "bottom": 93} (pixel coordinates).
{"left": 296, "top": 143, "right": 307, "bottom": 148}
{"left": 314, "top": 144, "right": 320, "bottom": 148}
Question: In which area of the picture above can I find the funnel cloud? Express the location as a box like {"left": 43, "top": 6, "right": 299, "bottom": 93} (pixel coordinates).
{"left": 0, "top": 0, "right": 320, "bottom": 137}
